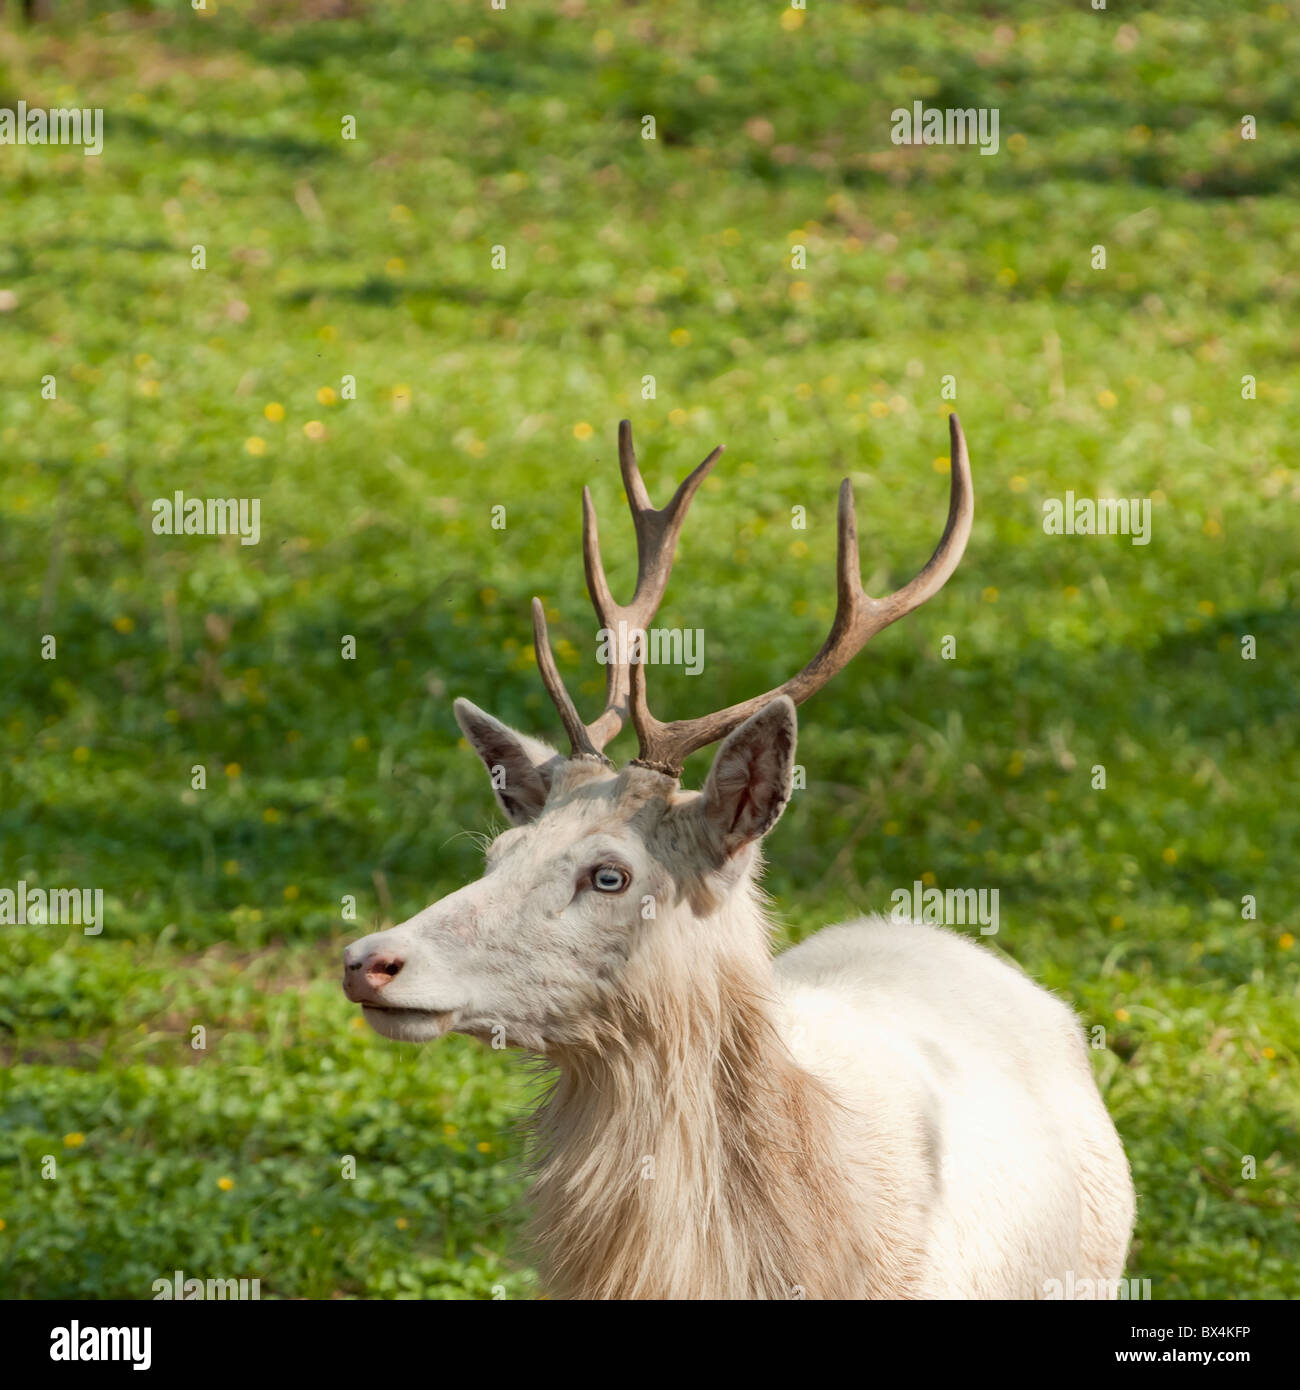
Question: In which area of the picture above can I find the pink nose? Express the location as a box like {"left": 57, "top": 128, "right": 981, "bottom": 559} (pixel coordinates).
{"left": 343, "top": 949, "right": 406, "bottom": 1004}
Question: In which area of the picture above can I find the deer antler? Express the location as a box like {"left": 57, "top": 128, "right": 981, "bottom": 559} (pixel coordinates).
{"left": 532, "top": 420, "right": 723, "bottom": 761}
{"left": 625, "top": 414, "right": 974, "bottom": 774}
{"left": 534, "top": 414, "right": 973, "bottom": 776}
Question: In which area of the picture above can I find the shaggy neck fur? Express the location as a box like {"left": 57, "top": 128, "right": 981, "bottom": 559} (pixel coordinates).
{"left": 525, "top": 871, "right": 877, "bottom": 1300}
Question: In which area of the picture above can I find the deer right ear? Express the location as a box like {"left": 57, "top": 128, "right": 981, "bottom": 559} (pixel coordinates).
{"left": 693, "top": 696, "right": 798, "bottom": 860}
{"left": 454, "top": 698, "right": 564, "bottom": 826}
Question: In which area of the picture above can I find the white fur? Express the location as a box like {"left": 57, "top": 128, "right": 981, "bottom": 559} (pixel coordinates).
{"left": 343, "top": 698, "right": 1136, "bottom": 1298}
{"left": 775, "top": 917, "right": 1135, "bottom": 1297}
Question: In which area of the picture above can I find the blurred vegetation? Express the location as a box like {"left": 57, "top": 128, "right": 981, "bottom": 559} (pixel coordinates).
{"left": 0, "top": 0, "right": 1297, "bottom": 1298}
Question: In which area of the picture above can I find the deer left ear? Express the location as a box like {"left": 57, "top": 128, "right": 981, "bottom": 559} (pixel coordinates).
{"left": 695, "top": 696, "right": 798, "bottom": 859}
{"left": 454, "top": 698, "right": 564, "bottom": 825}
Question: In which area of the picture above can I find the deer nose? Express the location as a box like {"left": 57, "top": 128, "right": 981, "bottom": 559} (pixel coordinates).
{"left": 343, "top": 948, "right": 406, "bottom": 1004}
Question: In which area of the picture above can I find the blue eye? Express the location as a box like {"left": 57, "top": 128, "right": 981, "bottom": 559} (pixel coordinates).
{"left": 592, "top": 865, "right": 630, "bottom": 893}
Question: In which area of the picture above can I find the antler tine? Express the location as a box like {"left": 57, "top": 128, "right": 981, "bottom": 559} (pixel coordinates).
{"left": 583, "top": 424, "right": 724, "bottom": 630}
{"left": 862, "top": 411, "right": 973, "bottom": 630}
{"left": 617, "top": 416, "right": 653, "bottom": 516}
{"left": 626, "top": 655, "right": 672, "bottom": 776}
{"left": 630, "top": 414, "right": 975, "bottom": 775}
{"left": 533, "top": 421, "right": 723, "bottom": 759}
{"left": 531, "top": 599, "right": 601, "bottom": 759}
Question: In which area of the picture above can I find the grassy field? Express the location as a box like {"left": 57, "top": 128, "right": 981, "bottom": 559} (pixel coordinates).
{"left": 0, "top": 0, "right": 1297, "bottom": 1299}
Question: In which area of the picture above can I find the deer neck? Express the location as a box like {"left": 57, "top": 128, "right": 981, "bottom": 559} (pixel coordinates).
{"left": 524, "top": 881, "right": 873, "bottom": 1300}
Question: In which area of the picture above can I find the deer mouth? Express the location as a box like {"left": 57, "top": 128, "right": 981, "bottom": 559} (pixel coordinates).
{"left": 360, "top": 1004, "right": 457, "bottom": 1041}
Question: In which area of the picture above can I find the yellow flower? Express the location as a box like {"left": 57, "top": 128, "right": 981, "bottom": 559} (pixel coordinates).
{"left": 283, "top": 884, "right": 299, "bottom": 901}
{"left": 983, "top": 586, "right": 999, "bottom": 603}
{"left": 1097, "top": 389, "right": 1118, "bottom": 409}
{"left": 262, "top": 808, "right": 281, "bottom": 824}
{"left": 1279, "top": 933, "right": 1295, "bottom": 950}
{"left": 670, "top": 328, "right": 691, "bottom": 347}
{"left": 303, "top": 420, "right": 326, "bottom": 440}
{"left": 780, "top": 8, "right": 805, "bottom": 29}
{"left": 217, "top": 1176, "right": 234, "bottom": 1191}
{"left": 573, "top": 422, "right": 594, "bottom": 440}
{"left": 477, "top": 1141, "right": 493, "bottom": 1154}
{"left": 63, "top": 1133, "right": 85, "bottom": 1148}
{"left": 245, "top": 436, "right": 267, "bottom": 456}
{"left": 113, "top": 615, "right": 135, "bottom": 633}
{"left": 1008, "top": 475, "right": 1027, "bottom": 492}
{"left": 264, "top": 402, "right": 285, "bottom": 422}
{"left": 72, "top": 746, "right": 90, "bottom": 763}
{"left": 920, "top": 871, "right": 936, "bottom": 887}
{"left": 1261, "top": 1047, "right": 1276, "bottom": 1060}
{"left": 1161, "top": 847, "right": 1178, "bottom": 865}
{"left": 225, "top": 763, "right": 241, "bottom": 779}
{"left": 1110, "top": 915, "right": 1125, "bottom": 930}
{"left": 1114, "top": 1008, "right": 1130, "bottom": 1022}
{"left": 396, "top": 1216, "right": 409, "bottom": 1229}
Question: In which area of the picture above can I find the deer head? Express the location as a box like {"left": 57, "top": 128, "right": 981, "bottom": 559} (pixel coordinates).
{"left": 342, "top": 418, "right": 973, "bottom": 1053}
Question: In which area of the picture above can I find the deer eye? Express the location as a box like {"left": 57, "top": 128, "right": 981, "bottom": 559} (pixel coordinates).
{"left": 591, "top": 865, "right": 630, "bottom": 894}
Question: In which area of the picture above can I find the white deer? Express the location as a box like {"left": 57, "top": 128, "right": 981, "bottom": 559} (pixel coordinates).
{"left": 343, "top": 417, "right": 1135, "bottom": 1300}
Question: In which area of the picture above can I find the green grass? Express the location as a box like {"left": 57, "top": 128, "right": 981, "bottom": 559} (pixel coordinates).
{"left": 1, "top": 0, "right": 1297, "bottom": 1298}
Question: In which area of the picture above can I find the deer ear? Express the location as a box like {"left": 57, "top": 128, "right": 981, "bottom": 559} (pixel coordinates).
{"left": 454, "top": 698, "right": 564, "bottom": 826}
{"left": 695, "top": 696, "right": 798, "bottom": 859}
